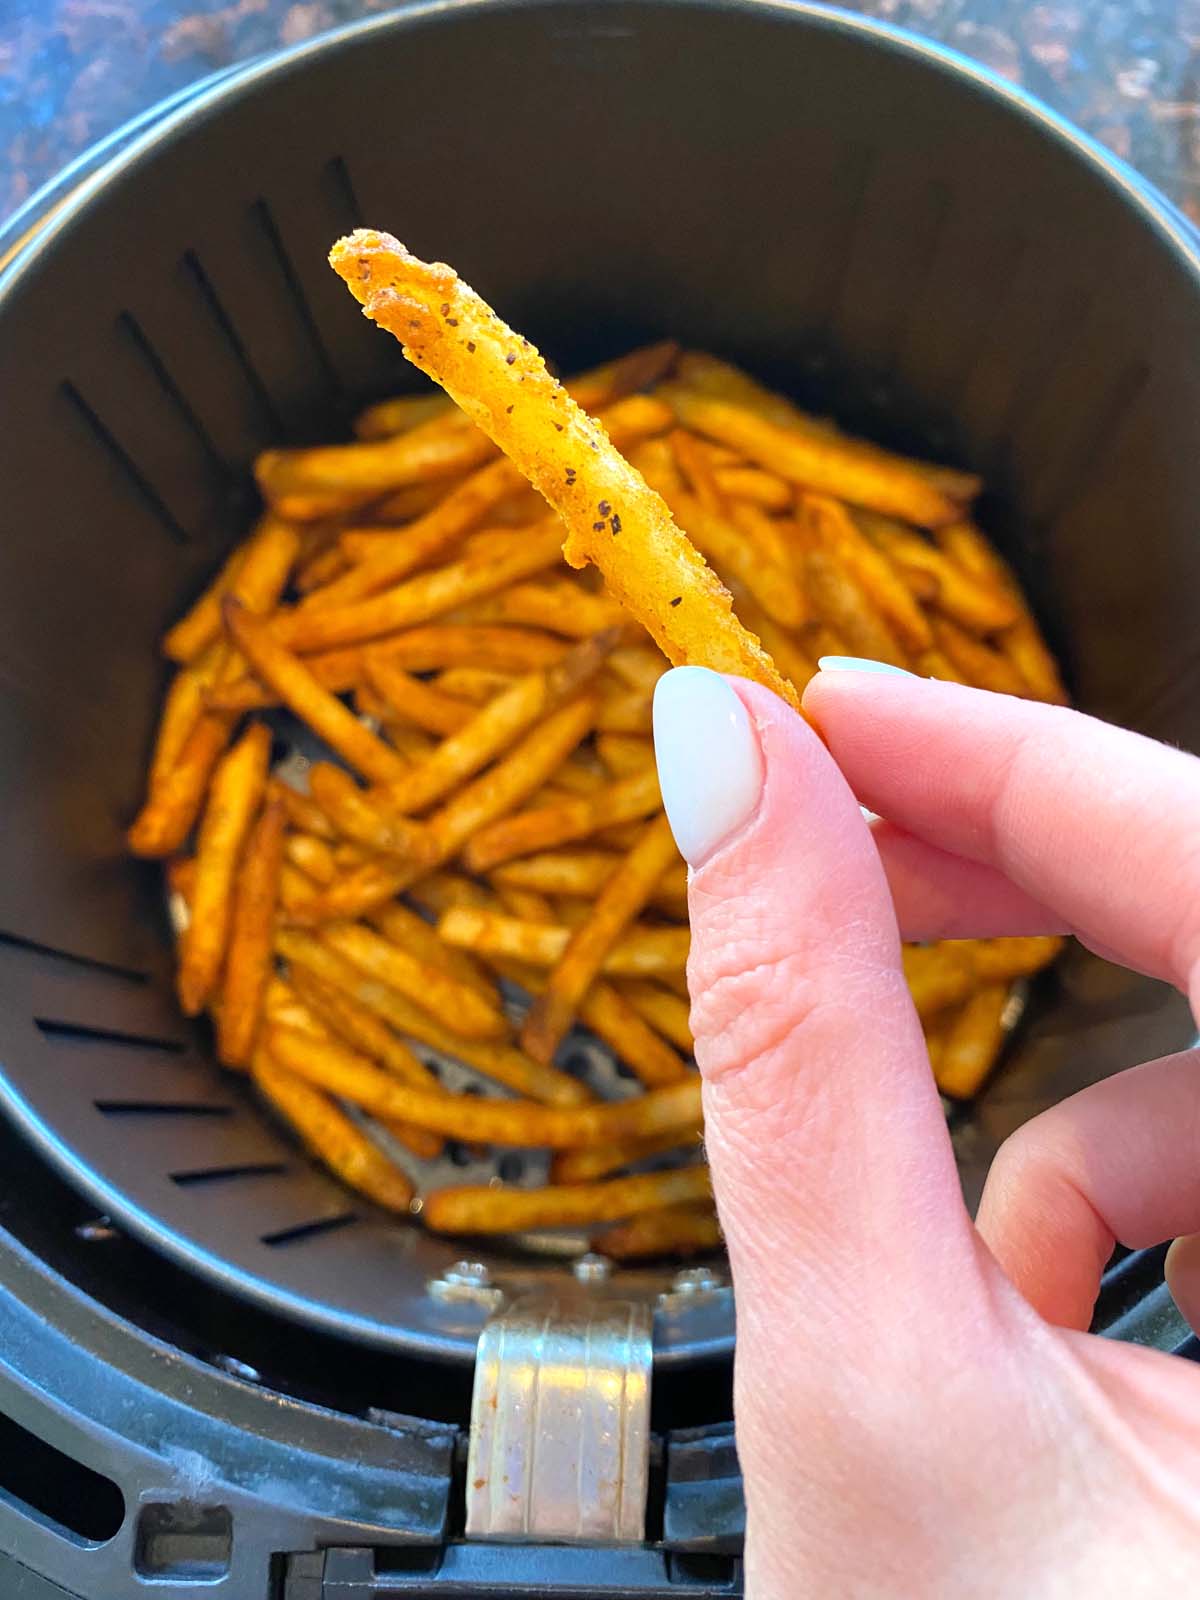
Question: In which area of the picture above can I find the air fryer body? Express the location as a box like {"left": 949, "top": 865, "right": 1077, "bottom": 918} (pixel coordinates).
{"left": 0, "top": 2, "right": 1198, "bottom": 1594}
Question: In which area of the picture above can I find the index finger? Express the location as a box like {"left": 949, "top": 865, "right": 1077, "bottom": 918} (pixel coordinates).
{"left": 804, "top": 670, "right": 1200, "bottom": 1009}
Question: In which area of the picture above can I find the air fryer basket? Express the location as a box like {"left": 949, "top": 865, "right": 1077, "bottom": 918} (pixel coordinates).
{"left": 0, "top": 0, "right": 1197, "bottom": 1367}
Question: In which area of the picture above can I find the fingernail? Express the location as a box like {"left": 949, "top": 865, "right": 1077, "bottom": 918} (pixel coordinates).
{"left": 653, "top": 667, "right": 764, "bottom": 867}
{"left": 817, "top": 656, "right": 915, "bottom": 676}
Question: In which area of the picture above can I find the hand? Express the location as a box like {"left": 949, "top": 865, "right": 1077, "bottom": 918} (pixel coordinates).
{"left": 651, "top": 662, "right": 1200, "bottom": 1598}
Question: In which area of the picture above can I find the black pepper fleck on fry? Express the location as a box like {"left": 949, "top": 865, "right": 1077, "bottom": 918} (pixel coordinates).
{"left": 597, "top": 500, "right": 611, "bottom": 516}
{"left": 593, "top": 520, "right": 606, "bottom": 531}
{"left": 505, "top": 353, "right": 517, "bottom": 366}
{"left": 670, "top": 596, "right": 682, "bottom": 607}
{"left": 553, "top": 423, "right": 564, "bottom": 432}
{"left": 440, "top": 303, "right": 450, "bottom": 314}
{"left": 506, "top": 405, "right": 514, "bottom": 413}
{"left": 565, "top": 468, "right": 576, "bottom": 485}
{"left": 610, "top": 514, "right": 622, "bottom": 535}
{"left": 467, "top": 341, "right": 476, "bottom": 352}
{"left": 447, "top": 317, "right": 458, "bottom": 326}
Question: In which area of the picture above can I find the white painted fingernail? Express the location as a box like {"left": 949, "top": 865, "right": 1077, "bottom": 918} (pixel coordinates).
{"left": 653, "top": 667, "right": 763, "bottom": 867}
{"left": 817, "top": 655, "right": 915, "bottom": 676}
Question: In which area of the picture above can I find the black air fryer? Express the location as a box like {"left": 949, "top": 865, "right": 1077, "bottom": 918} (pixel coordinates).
{"left": 0, "top": 4, "right": 1198, "bottom": 1596}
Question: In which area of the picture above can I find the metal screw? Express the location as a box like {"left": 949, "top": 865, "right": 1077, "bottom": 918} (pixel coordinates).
{"left": 446, "top": 1260, "right": 490, "bottom": 1287}
{"left": 572, "top": 1252, "right": 611, "bottom": 1283}
{"left": 670, "top": 1265, "right": 723, "bottom": 1295}
{"left": 75, "top": 1217, "right": 118, "bottom": 1242}
{"left": 214, "top": 1354, "right": 261, "bottom": 1382}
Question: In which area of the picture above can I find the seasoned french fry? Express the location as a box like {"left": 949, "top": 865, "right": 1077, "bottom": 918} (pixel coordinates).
{"left": 295, "top": 542, "right": 348, "bottom": 594}
{"left": 307, "top": 763, "right": 430, "bottom": 857}
{"left": 448, "top": 579, "right": 628, "bottom": 638}
{"left": 423, "top": 1164, "right": 711, "bottom": 1234}
{"left": 967, "top": 936, "right": 1064, "bottom": 981}
{"left": 857, "top": 514, "right": 1019, "bottom": 635}
{"left": 803, "top": 547, "right": 909, "bottom": 669}
{"left": 380, "top": 631, "right": 617, "bottom": 816}
{"left": 901, "top": 943, "right": 976, "bottom": 1022}
{"left": 252, "top": 1053, "right": 414, "bottom": 1211}
{"left": 354, "top": 389, "right": 457, "bottom": 440}
{"left": 492, "top": 884, "right": 556, "bottom": 922}
{"left": 256, "top": 404, "right": 496, "bottom": 508}
{"left": 322, "top": 921, "right": 509, "bottom": 1042}
{"left": 273, "top": 782, "right": 337, "bottom": 840}
{"left": 935, "top": 522, "right": 1068, "bottom": 704}
{"left": 595, "top": 733, "right": 655, "bottom": 777}
{"left": 438, "top": 907, "right": 688, "bottom": 979}
{"left": 669, "top": 426, "right": 728, "bottom": 515}
{"left": 163, "top": 546, "right": 246, "bottom": 665}
{"left": 147, "top": 638, "right": 228, "bottom": 791}
{"left": 463, "top": 764, "right": 661, "bottom": 873}
{"left": 930, "top": 616, "right": 1027, "bottom": 696}
{"left": 267, "top": 1023, "right": 700, "bottom": 1145}
{"left": 277, "top": 928, "right": 589, "bottom": 1106}
{"left": 802, "top": 493, "right": 932, "bottom": 651}
{"left": 222, "top": 596, "right": 408, "bottom": 785}
{"left": 713, "top": 465, "right": 792, "bottom": 512}
{"left": 597, "top": 1202, "right": 721, "bottom": 1260}
{"left": 293, "top": 696, "right": 597, "bottom": 922}
{"left": 217, "top": 793, "right": 286, "bottom": 1068}
{"left": 551, "top": 1126, "right": 703, "bottom": 1184}
{"left": 594, "top": 683, "right": 654, "bottom": 734}
{"left": 369, "top": 899, "right": 497, "bottom": 1001}
{"left": 435, "top": 666, "right": 518, "bottom": 702}
{"left": 329, "top": 232, "right": 798, "bottom": 708}
{"left": 522, "top": 813, "right": 680, "bottom": 1062}
{"left": 177, "top": 723, "right": 271, "bottom": 1015}
{"left": 614, "top": 979, "right": 694, "bottom": 1054}
{"left": 363, "top": 658, "right": 474, "bottom": 736}
{"left": 491, "top": 850, "right": 687, "bottom": 914}
{"left": 663, "top": 385, "right": 966, "bottom": 528}
{"left": 933, "top": 982, "right": 1012, "bottom": 1100}
{"left": 128, "top": 709, "right": 236, "bottom": 858}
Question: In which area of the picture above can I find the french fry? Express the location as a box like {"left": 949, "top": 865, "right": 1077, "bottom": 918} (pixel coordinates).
{"left": 930, "top": 616, "right": 1028, "bottom": 696}
{"left": 273, "top": 782, "right": 337, "bottom": 840}
{"left": 256, "top": 404, "right": 496, "bottom": 509}
{"left": 438, "top": 907, "right": 688, "bottom": 979}
{"left": 163, "top": 546, "right": 245, "bottom": 663}
{"left": 435, "top": 666, "right": 518, "bottom": 702}
{"left": 933, "top": 982, "right": 1012, "bottom": 1100}
{"left": 252, "top": 1053, "right": 414, "bottom": 1211}
{"left": 264, "top": 976, "right": 325, "bottom": 1033}
{"left": 967, "top": 936, "right": 1064, "bottom": 982}
{"left": 522, "top": 813, "right": 680, "bottom": 1062}
{"left": 857, "top": 514, "right": 1019, "bottom": 635}
{"left": 128, "top": 708, "right": 236, "bottom": 858}
{"left": 322, "top": 921, "right": 509, "bottom": 1042}
{"left": 491, "top": 850, "right": 687, "bottom": 914}
{"left": 914, "top": 648, "right": 968, "bottom": 684}
{"left": 329, "top": 232, "right": 798, "bottom": 708}
{"left": 802, "top": 493, "right": 932, "bottom": 651}
{"left": 901, "top": 943, "right": 976, "bottom": 1022}
{"left": 216, "top": 793, "right": 286, "bottom": 1068}
{"left": 663, "top": 385, "right": 966, "bottom": 528}
{"left": 463, "top": 764, "right": 661, "bottom": 873}
{"left": 422, "top": 1164, "right": 712, "bottom": 1234}
{"left": 147, "top": 638, "right": 228, "bottom": 791}
{"left": 277, "top": 927, "right": 588, "bottom": 1105}
{"left": 803, "top": 547, "right": 909, "bottom": 669}
{"left": 713, "top": 465, "right": 792, "bottom": 512}
{"left": 551, "top": 1126, "right": 703, "bottom": 1183}
{"left": 614, "top": 979, "right": 694, "bottom": 1054}
{"left": 669, "top": 426, "right": 728, "bottom": 515}
{"left": 307, "top": 763, "right": 430, "bottom": 857}
{"left": 449, "top": 579, "right": 627, "bottom": 638}
{"left": 934, "top": 522, "right": 1068, "bottom": 704}
{"left": 354, "top": 389, "right": 457, "bottom": 439}
{"left": 491, "top": 956, "right": 690, "bottom": 1089}
{"left": 295, "top": 542, "right": 348, "bottom": 594}
{"left": 597, "top": 1202, "right": 721, "bottom": 1260}
{"left": 268, "top": 1023, "right": 700, "bottom": 1145}
{"left": 177, "top": 723, "right": 271, "bottom": 1014}
{"left": 369, "top": 899, "right": 497, "bottom": 1001}
{"left": 222, "top": 597, "right": 408, "bottom": 785}
{"left": 293, "top": 696, "right": 597, "bottom": 922}
{"left": 492, "top": 884, "right": 556, "bottom": 922}
{"left": 379, "top": 631, "right": 617, "bottom": 816}
{"left": 288, "top": 967, "right": 444, "bottom": 1159}
{"left": 363, "top": 658, "right": 474, "bottom": 736}
{"left": 595, "top": 733, "right": 655, "bottom": 777}
{"left": 594, "top": 683, "right": 654, "bottom": 735}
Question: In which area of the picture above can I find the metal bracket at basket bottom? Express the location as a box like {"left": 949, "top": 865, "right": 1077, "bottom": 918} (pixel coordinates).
{"left": 466, "top": 1292, "right": 653, "bottom": 1542}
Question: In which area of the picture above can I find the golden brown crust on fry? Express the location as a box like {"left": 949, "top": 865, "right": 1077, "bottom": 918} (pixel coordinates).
{"left": 328, "top": 232, "right": 798, "bottom": 709}
{"left": 422, "top": 1164, "right": 711, "bottom": 1234}
{"left": 217, "top": 792, "right": 286, "bottom": 1067}
{"left": 596, "top": 1202, "right": 721, "bottom": 1260}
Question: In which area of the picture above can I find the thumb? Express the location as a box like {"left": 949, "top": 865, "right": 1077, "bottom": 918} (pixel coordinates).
{"left": 653, "top": 668, "right": 993, "bottom": 1365}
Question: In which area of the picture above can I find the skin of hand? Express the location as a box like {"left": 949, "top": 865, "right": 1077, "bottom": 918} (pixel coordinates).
{"left": 651, "top": 661, "right": 1200, "bottom": 1599}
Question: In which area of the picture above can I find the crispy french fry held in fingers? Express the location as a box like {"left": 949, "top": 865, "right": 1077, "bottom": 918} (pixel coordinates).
{"left": 217, "top": 793, "right": 287, "bottom": 1068}
{"left": 328, "top": 231, "right": 798, "bottom": 708}
{"left": 522, "top": 813, "right": 681, "bottom": 1062}
{"left": 252, "top": 1053, "right": 414, "bottom": 1211}
{"left": 422, "top": 1165, "right": 712, "bottom": 1235}
{"left": 177, "top": 723, "right": 272, "bottom": 1015}
{"left": 266, "top": 1024, "right": 702, "bottom": 1146}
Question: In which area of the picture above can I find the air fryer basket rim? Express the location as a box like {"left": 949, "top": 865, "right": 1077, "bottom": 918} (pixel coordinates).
{"left": 1, "top": 0, "right": 1198, "bottom": 1368}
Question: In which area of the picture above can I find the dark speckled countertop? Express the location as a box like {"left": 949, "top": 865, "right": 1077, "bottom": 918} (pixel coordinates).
{"left": 2, "top": 0, "right": 1199, "bottom": 225}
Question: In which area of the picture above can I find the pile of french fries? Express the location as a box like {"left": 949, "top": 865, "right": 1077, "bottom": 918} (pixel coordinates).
{"left": 128, "top": 286, "right": 1065, "bottom": 1258}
